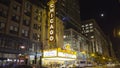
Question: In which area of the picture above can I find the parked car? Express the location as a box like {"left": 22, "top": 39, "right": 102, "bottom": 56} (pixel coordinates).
{"left": 74, "top": 60, "right": 87, "bottom": 68}
{"left": 86, "top": 61, "right": 94, "bottom": 67}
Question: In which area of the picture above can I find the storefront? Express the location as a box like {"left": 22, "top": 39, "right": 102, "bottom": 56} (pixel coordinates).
{"left": 42, "top": 48, "right": 76, "bottom": 66}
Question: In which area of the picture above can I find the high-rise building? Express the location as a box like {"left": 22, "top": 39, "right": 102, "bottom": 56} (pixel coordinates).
{"left": 81, "top": 19, "right": 110, "bottom": 57}
{"left": 64, "top": 28, "right": 91, "bottom": 60}
{"left": 56, "top": 0, "right": 81, "bottom": 31}
{"left": 0, "top": 0, "right": 43, "bottom": 64}
{"left": 0, "top": 0, "right": 65, "bottom": 65}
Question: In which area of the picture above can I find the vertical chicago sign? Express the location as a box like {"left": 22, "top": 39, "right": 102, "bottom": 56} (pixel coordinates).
{"left": 48, "top": 0, "right": 57, "bottom": 48}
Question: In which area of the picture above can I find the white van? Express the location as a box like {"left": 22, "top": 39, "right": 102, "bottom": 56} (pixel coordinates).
{"left": 74, "top": 60, "right": 87, "bottom": 67}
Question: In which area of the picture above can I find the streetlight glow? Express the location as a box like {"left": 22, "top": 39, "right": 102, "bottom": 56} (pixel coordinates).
{"left": 91, "top": 53, "right": 95, "bottom": 57}
{"left": 118, "top": 31, "right": 120, "bottom": 35}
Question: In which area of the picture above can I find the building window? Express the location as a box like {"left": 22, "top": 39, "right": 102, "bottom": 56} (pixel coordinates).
{"left": 33, "top": 24, "right": 37, "bottom": 29}
{"left": 0, "top": 39, "right": 5, "bottom": 47}
{"left": 9, "top": 25, "right": 19, "bottom": 35}
{"left": 85, "top": 27, "right": 89, "bottom": 29}
{"left": 82, "top": 28, "right": 84, "bottom": 30}
{"left": 12, "top": 4, "right": 21, "bottom": 13}
{"left": 21, "top": 29, "right": 29, "bottom": 37}
{"left": 81, "top": 31, "right": 83, "bottom": 34}
{"left": 38, "top": 11, "right": 42, "bottom": 22}
{"left": 32, "top": 33, "right": 40, "bottom": 41}
{"left": 34, "top": 15, "right": 39, "bottom": 21}
{"left": 31, "top": 43, "right": 35, "bottom": 51}
{"left": 11, "top": 14, "right": 20, "bottom": 23}
{"left": 91, "top": 36, "right": 94, "bottom": 38}
{"left": 81, "top": 25, "right": 84, "bottom": 27}
{"left": 34, "top": 15, "right": 42, "bottom": 22}
{"left": 35, "top": 8, "right": 39, "bottom": 13}
{"left": 34, "top": 9, "right": 42, "bottom": 22}
{"left": 86, "top": 30, "right": 89, "bottom": 33}
{"left": 33, "top": 24, "right": 41, "bottom": 31}
{"left": 85, "top": 24, "right": 88, "bottom": 27}
{"left": 89, "top": 23, "right": 93, "bottom": 26}
{"left": 90, "top": 26, "right": 93, "bottom": 29}
{"left": 0, "top": 8, "right": 8, "bottom": 18}
{"left": 90, "top": 29, "right": 93, "bottom": 32}
{"left": 23, "top": 18, "right": 30, "bottom": 26}
{"left": 61, "top": 3, "right": 65, "bottom": 7}
{"left": 24, "top": 2, "right": 31, "bottom": 16}
{"left": 0, "top": 20, "right": 5, "bottom": 31}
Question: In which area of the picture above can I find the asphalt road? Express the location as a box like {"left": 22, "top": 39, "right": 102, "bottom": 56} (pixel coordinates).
{"left": 86, "top": 65, "right": 120, "bottom": 68}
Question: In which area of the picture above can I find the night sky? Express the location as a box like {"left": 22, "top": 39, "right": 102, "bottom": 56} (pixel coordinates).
{"left": 79, "top": 0, "right": 120, "bottom": 58}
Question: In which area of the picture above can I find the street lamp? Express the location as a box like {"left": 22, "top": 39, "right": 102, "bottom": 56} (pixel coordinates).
{"left": 91, "top": 53, "right": 95, "bottom": 57}
{"left": 81, "top": 51, "right": 86, "bottom": 54}
{"left": 118, "top": 31, "right": 120, "bottom": 36}
{"left": 102, "top": 57, "right": 105, "bottom": 60}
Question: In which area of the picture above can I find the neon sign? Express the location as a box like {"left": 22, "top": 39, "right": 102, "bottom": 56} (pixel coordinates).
{"left": 49, "top": 3, "right": 55, "bottom": 42}
{"left": 47, "top": 0, "right": 57, "bottom": 47}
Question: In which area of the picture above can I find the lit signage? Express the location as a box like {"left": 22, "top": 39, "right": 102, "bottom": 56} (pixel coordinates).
{"left": 58, "top": 52, "right": 76, "bottom": 59}
{"left": 43, "top": 50, "right": 57, "bottom": 57}
{"left": 43, "top": 48, "right": 77, "bottom": 59}
{"left": 58, "top": 48, "right": 76, "bottom": 55}
{"left": 49, "top": 4, "right": 55, "bottom": 42}
{"left": 48, "top": 1, "right": 56, "bottom": 43}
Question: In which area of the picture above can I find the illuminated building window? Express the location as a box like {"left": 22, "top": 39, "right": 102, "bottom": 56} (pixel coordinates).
{"left": 12, "top": 4, "right": 21, "bottom": 13}
{"left": 85, "top": 24, "right": 88, "bottom": 27}
{"left": 23, "top": 17, "right": 30, "bottom": 26}
{"left": 31, "top": 43, "right": 35, "bottom": 51}
{"left": 81, "top": 25, "right": 84, "bottom": 27}
{"left": 91, "top": 36, "right": 94, "bottom": 38}
{"left": 34, "top": 10, "right": 42, "bottom": 22}
{"left": 89, "top": 23, "right": 93, "bottom": 26}
{"left": 86, "top": 30, "right": 89, "bottom": 33}
{"left": 82, "top": 28, "right": 84, "bottom": 30}
{"left": 32, "top": 33, "right": 40, "bottom": 41}
{"left": 21, "top": 29, "right": 29, "bottom": 37}
{"left": 85, "top": 27, "right": 89, "bottom": 29}
{"left": 38, "top": 11, "right": 42, "bottom": 22}
{"left": 90, "top": 26, "right": 93, "bottom": 29}
{"left": 90, "top": 29, "right": 93, "bottom": 32}
{"left": 9, "top": 25, "right": 19, "bottom": 34}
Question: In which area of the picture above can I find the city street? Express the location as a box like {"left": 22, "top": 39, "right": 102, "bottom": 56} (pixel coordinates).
{"left": 86, "top": 65, "right": 120, "bottom": 68}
